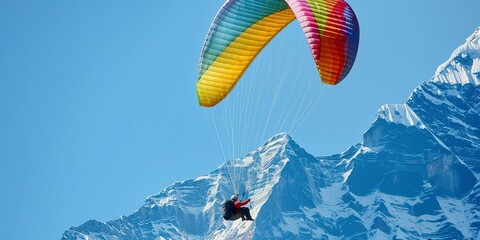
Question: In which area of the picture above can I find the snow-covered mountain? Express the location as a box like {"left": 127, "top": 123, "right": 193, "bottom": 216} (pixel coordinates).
{"left": 63, "top": 27, "right": 480, "bottom": 239}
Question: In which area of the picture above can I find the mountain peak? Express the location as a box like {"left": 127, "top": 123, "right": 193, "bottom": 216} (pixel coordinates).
{"left": 433, "top": 27, "right": 480, "bottom": 85}
{"left": 466, "top": 26, "right": 480, "bottom": 43}
{"left": 374, "top": 104, "right": 425, "bottom": 128}
{"left": 259, "top": 132, "right": 292, "bottom": 148}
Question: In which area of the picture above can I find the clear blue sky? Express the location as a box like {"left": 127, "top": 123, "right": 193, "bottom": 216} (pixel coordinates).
{"left": 0, "top": 1, "right": 478, "bottom": 239}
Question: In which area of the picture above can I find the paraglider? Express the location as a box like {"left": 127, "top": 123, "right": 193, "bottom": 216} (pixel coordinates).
{"left": 197, "top": 0, "right": 360, "bottom": 107}
{"left": 198, "top": 0, "right": 360, "bottom": 222}
{"left": 222, "top": 194, "right": 254, "bottom": 221}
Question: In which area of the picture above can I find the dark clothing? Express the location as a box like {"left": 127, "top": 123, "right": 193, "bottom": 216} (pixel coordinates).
{"left": 222, "top": 200, "right": 236, "bottom": 220}
{"left": 238, "top": 206, "right": 253, "bottom": 221}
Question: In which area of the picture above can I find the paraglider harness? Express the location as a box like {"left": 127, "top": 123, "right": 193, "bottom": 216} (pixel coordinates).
{"left": 221, "top": 199, "right": 238, "bottom": 220}
{"left": 221, "top": 189, "right": 249, "bottom": 221}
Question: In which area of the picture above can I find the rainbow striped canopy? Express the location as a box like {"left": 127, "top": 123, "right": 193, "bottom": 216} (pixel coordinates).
{"left": 197, "top": 0, "right": 360, "bottom": 107}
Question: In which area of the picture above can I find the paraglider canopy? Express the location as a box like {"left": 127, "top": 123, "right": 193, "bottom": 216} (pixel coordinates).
{"left": 197, "top": 0, "right": 360, "bottom": 107}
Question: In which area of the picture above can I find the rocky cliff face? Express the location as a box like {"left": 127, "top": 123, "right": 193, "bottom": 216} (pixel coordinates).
{"left": 63, "top": 28, "right": 480, "bottom": 240}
